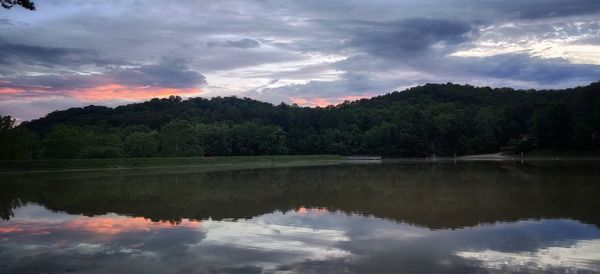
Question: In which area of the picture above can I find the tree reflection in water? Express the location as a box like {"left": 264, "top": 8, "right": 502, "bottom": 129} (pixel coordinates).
{"left": 1, "top": 161, "right": 600, "bottom": 273}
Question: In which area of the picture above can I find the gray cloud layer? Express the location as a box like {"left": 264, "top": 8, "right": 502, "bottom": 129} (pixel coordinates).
{"left": 1, "top": 58, "right": 206, "bottom": 97}
{"left": 0, "top": 43, "right": 114, "bottom": 68}
{"left": 344, "top": 19, "right": 478, "bottom": 58}
{"left": 207, "top": 38, "right": 261, "bottom": 49}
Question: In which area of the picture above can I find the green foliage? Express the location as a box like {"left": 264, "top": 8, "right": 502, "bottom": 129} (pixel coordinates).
{"left": 10, "top": 127, "right": 40, "bottom": 160}
{"left": 79, "top": 146, "right": 124, "bottom": 159}
{"left": 0, "top": 116, "right": 15, "bottom": 160}
{"left": 124, "top": 132, "right": 159, "bottom": 157}
{"left": 40, "top": 125, "right": 86, "bottom": 159}
{"left": 531, "top": 104, "right": 574, "bottom": 149}
{"left": 159, "top": 120, "right": 203, "bottom": 157}
{"left": 3, "top": 82, "right": 598, "bottom": 159}
{"left": 0, "top": 115, "right": 14, "bottom": 133}
{"left": 0, "top": 116, "right": 40, "bottom": 160}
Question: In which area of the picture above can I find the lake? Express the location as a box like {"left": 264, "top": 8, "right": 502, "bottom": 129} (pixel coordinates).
{"left": 1, "top": 161, "right": 600, "bottom": 273}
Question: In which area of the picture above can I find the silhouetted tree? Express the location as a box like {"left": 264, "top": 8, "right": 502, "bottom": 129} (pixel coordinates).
{"left": 0, "top": 115, "right": 40, "bottom": 159}
{"left": 531, "top": 104, "right": 574, "bottom": 149}
{"left": 2, "top": 82, "right": 597, "bottom": 160}
{"left": 1, "top": 0, "right": 35, "bottom": 10}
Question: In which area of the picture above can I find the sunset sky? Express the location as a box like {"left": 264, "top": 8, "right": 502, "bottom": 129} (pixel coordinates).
{"left": 1, "top": 0, "right": 599, "bottom": 121}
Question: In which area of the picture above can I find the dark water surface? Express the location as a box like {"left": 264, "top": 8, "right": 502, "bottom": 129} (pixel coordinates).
{"left": 1, "top": 161, "right": 600, "bottom": 273}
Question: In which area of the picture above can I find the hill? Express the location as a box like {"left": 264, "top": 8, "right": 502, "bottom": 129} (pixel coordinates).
{"left": 1, "top": 82, "right": 599, "bottom": 159}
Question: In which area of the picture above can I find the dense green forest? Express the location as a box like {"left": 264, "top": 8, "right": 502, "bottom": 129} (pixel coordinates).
{"left": 1, "top": 82, "right": 599, "bottom": 159}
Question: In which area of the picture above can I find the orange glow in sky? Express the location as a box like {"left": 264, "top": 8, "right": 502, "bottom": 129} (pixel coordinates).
{"left": 71, "top": 84, "right": 202, "bottom": 101}
{"left": 0, "top": 87, "right": 23, "bottom": 95}
{"left": 0, "top": 84, "right": 202, "bottom": 102}
{"left": 0, "top": 216, "right": 202, "bottom": 237}
{"left": 291, "top": 94, "right": 372, "bottom": 107}
{"left": 295, "top": 206, "right": 329, "bottom": 215}
{"left": 291, "top": 97, "right": 334, "bottom": 107}
{"left": 63, "top": 216, "right": 202, "bottom": 235}
{"left": 340, "top": 95, "right": 372, "bottom": 101}
{"left": 0, "top": 227, "right": 23, "bottom": 233}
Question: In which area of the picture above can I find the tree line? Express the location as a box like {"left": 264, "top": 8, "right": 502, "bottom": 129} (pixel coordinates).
{"left": 1, "top": 82, "right": 599, "bottom": 159}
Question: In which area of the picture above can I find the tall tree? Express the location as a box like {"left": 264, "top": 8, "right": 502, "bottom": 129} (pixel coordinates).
{"left": 124, "top": 132, "right": 159, "bottom": 157}
{"left": 3, "top": 82, "right": 597, "bottom": 160}
{"left": 531, "top": 104, "right": 574, "bottom": 149}
{"left": 40, "top": 125, "right": 86, "bottom": 159}
{"left": 1, "top": 0, "right": 35, "bottom": 10}
{"left": 159, "top": 120, "right": 203, "bottom": 156}
{"left": 0, "top": 116, "right": 16, "bottom": 160}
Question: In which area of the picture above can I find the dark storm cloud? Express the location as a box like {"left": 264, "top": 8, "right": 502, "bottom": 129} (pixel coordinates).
{"left": 448, "top": 54, "right": 600, "bottom": 84}
{"left": 110, "top": 58, "right": 206, "bottom": 89}
{"left": 0, "top": 42, "right": 123, "bottom": 68}
{"left": 191, "top": 50, "right": 304, "bottom": 72}
{"left": 344, "top": 18, "right": 478, "bottom": 58}
{"left": 0, "top": 58, "right": 206, "bottom": 98}
{"left": 207, "top": 38, "right": 261, "bottom": 49}
{"left": 481, "top": 0, "right": 600, "bottom": 19}
{"left": 2, "top": 74, "right": 97, "bottom": 92}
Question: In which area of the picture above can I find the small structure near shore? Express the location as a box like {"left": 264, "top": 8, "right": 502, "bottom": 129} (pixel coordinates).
{"left": 345, "top": 156, "right": 382, "bottom": 163}
{"left": 345, "top": 156, "right": 382, "bottom": 160}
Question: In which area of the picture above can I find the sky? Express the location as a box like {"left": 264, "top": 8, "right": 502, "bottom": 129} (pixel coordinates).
{"left": 0, "top": 0, "right": 599, "bottom": 121}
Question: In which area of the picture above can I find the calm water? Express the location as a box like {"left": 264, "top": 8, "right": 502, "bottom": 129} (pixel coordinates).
{"left": 1, "top": 161, "right": 600, "bottom": 273}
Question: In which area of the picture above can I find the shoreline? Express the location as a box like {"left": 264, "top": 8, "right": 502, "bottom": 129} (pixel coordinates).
{"left": 3, "top": 153, "right": 600, "bottom": 174}
{"left": 0, "top": 155, "right": 342, "bottom": 173}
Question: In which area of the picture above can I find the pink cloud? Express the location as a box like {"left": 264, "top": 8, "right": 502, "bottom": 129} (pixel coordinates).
{"left": 291, "top": 97, "right": 334, "bottom": 107}
{"left": 71, "top": 84, "right": 202, "bottom": 101}
{"left": 291, "top": 94, "right": 374, "bottom": 107}
{"left": 0, "top": 216, "right": 202, "bottom": 238}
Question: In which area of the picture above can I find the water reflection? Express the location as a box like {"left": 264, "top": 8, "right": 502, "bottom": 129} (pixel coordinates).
{"left": 1, "top": 161, "right": 600, "bottom": 273}
{"left": 457, "top": 239, "right": 600, "bottom": 272}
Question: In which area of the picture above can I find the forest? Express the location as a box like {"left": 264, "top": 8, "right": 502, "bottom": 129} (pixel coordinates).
{"left": 1, "top": 82, "right": 599, "bottom": 160}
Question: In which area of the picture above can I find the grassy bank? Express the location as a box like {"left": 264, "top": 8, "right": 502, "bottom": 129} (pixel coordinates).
{"left": 522, "top": 149, "right": 600, "bottom": 158}
{"left": 0, "top": 155, "right": 342, "bottom": 172}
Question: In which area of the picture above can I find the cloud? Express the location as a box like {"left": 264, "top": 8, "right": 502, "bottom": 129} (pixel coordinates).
{"left": 450, "top": 20, "right": 600, "bottom": 65}
{"left": 0, "top": 58, "right": 206, "bottom": 102}
{"left": 207, "top": 38, "right": 261, "bottom": 49}
{"left": 457, "top": 239, "right": 600, "bottom": 272}
{"left": 0, "top": 42, "right": 118, "bottom": 68}
{"left": 482, "top": 0, "right": 600, "bottom": 19}
{"left": 247, "top": 71, "right": 413, "bottom": 106}
{"left": 248, "top": 51, "right": 600, "bottom": 106}
{"left": 344, "top": 18, "right": 478, "bottom": 58}
{"left": 446, "top": 54, "right": 600, "bottom": 85}
{"left": 109, "top": 57, "right": 207, "bottom": 89}
{"left": 0, "top": 0, "right": 598, "bottom": 120}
